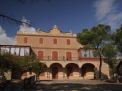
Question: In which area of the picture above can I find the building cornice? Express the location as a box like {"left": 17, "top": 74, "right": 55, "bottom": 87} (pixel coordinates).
{"left": 16, "top": 33, "right": 76, "bottom": 38}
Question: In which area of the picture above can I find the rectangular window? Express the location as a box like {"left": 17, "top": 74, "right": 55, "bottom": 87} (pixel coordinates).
{"left": 82, "top": 50, "right": 89, "bottom": 58}
{"left": 67, "top": 39, "right": 70, "bottom": 45}
{"left": 90, "top": 50, "right": 94, "bottom": 58}
{"left": 38, "top": 51, "right": 43, "bottom": 60}
{"left": 39, "top": 38, "right": 43, "bottom": 44}
{"left": 24, "top": 37, "right": 28, "bottom": 43}
{"left": 52, "top": 51, "right": 58, "bottom": 60}
{"left": 53, "top": 39, "right": 57, "bottom": 44}
{"left": 66, "top": 52, "right": 72, "bottom": 61}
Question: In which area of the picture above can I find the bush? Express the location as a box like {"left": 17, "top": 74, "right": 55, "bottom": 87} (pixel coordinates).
{"left": 0, "top": 53, "right": 45, "bottom": 79}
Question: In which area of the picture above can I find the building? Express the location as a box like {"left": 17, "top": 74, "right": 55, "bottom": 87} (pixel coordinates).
{"left": 0, "top": 45, "right": 33, "bottom": 56}
{"left": 15, "top": 25, "right": 109, "bottom": 80}
{"left": 0, "top": 45, "right": 36, "bottom": 80}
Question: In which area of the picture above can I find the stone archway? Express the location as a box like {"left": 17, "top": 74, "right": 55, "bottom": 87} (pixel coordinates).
{"left": 65, "top": 63, "right": 79, "bottom": 79}
{"left": 50, "top": 63, "right": 63, "bottom": 79}
{"left": 81, "top": 63, "right": 95, "bottom": 79}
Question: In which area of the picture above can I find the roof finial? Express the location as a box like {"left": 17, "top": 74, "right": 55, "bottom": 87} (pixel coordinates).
{"left": 53, "top": 25, "right": 58, "bottom": 29}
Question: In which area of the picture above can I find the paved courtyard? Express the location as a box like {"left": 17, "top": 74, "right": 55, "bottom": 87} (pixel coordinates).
{"left": 35, "top": 80, "right": 122, "bottom": 91}
{"left": 1, "top": 80, "right": 122, "bottom": 91}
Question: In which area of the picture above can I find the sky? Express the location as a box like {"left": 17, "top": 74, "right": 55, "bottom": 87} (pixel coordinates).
{"left": 0, "top": 0, "right": 122, "bottom": 44}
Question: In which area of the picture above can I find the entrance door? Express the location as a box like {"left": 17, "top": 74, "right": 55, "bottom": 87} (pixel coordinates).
{"left": 66, "top": 52, "right": 72, "bottom": 61}
{"left": 52, "top": 67, "right": 58, "bottom": 79}
{"left": 52, "top": 51, "right": 58, "bottom": 61}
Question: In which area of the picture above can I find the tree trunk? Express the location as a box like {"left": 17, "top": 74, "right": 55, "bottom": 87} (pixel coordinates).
{"left": 99, "top": 54, "right": 102, "bottom": 79}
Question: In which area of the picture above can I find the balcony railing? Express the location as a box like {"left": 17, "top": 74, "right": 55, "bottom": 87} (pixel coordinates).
{"left": 37, "top": 56, "right": 100, "bottom": 61}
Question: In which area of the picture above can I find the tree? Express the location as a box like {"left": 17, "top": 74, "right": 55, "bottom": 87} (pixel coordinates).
{"left": 29, "top": 61, "right": 46, "bottom": 76}
{"left": 0, "top": 52, "right": 14, "bottom": 72}
{"left": 113, "top": 25, "right": 122, "bottom": 76}
{"left": 117, "top": 61, "right": 122, "bottom": 76}
{"left": 77, "top": 24, "right": 111, "bottom": 79}
{"left": 102, "top": 44, "right": 117, "bottom": 78}
{"left": 113, "top": 25, "right": 122, "bottom": 53}
{"left": 0, "top": 52, "right": 45, "bottom": 79}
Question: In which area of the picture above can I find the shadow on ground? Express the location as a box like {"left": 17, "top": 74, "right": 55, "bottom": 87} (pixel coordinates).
{"left": 35, "top": 83, "right": 122, "bottom": 91}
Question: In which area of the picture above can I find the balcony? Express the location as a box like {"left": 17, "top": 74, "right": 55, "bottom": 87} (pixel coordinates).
{"left": 38, "top": 56, "right": 100, "bottom": 61}
{"left": 38, "top": 56, "right": 101, "bottom": 68}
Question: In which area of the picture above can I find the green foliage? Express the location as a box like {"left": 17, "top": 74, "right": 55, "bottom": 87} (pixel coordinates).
{"left": 0, "top": 52, "right": 45, "bottom": 79}
{"left": 102, "top": 44, "right": 117, "bottom": 59}
{"left": 0, "top": 53, "right": 14, "bottom": 71}
{"left": 109, "top": 66, "right": 117, "bottom": 79}
{"left": 111, "top": 25, "right": 122, "bottom": 78}
{"left": 77, "top": 24, "right": 111, "bottom": 57}
{"left": 91, "top": 24, "right": 111, "bottom": 48}
{"left": 30, "top": 61, "right": 46, "bottom": 76}
{"left": 77, "top": 24, "right": 111, "bottom": 49}
{"left": 113, "top": 26, "right": 122, "bottom": 53}
{"left": 77, "top": 28, "right": 94, "bottom": 45}
{"left": 77, "top": 24, "right": 116, "bottom": 79}
{"left": 118, "top": 63, "right": 122, "bottom": 75}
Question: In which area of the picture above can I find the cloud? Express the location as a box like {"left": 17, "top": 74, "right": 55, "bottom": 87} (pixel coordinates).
{"left": 19, "top": 17, "right": 36, "bottom": 32}
{"left": 0, "top": 26, "right": 15, "bottom": 45}
{"left": 94, "top": 0, "right": 122, "bottom": 30}
{"left": 19, "top": 24, "right": 36, "bottom": 32}
{"left": 94, "top": 0, "right": 115, "bottom": 20}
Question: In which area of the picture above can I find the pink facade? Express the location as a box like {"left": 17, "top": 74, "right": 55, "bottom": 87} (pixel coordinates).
{"left": 15, "top": 25, "right": 109, "bottom": 80}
